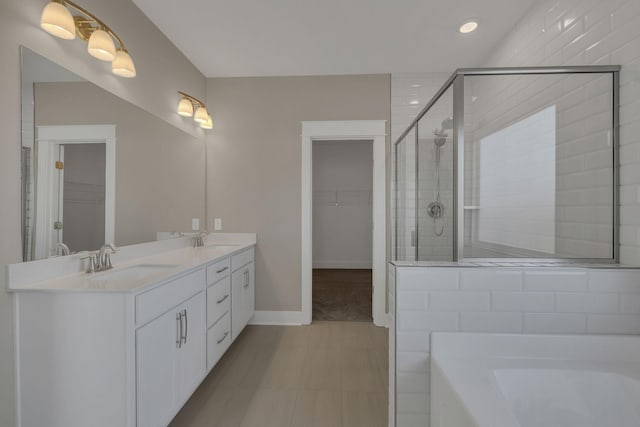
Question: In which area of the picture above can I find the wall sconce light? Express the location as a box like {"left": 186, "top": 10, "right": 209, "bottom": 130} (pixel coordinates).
{"left": 177, "top": 91, "right": 213, "bottom": 130}
{"left": 40, "top": 0, "right": 136, "bottom": 78}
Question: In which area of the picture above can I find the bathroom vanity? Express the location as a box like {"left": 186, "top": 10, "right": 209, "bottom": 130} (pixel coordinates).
{"left": 8, "top": 234, "right": 255, "bottom": 427}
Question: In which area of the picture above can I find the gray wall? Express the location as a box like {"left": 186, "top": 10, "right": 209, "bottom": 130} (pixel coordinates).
{"left": 0, "top": 1, "right": 206, "bottom": 424}
{"left": 313, "top": 140, "right": 373, "bottom": 269}
{"left": 205, "top": 75, "right": 391, "bottom": 312}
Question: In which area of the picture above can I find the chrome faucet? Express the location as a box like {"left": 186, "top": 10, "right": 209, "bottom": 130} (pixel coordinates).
{"left": 55, "top": 242, "right": 70, "bottom": 256}
{"left": 80, "top": 244, "right": 117, "bottom": 274}
{"left": 98, "top": 244, "right": 118, "bottom": 270}
{"left": 192, "top": 230, "right": 208, "bottom": 248}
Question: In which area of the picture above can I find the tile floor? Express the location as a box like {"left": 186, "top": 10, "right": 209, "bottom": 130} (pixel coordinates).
{"left": 169, "top": 321, "right": 388, "bottom": 427}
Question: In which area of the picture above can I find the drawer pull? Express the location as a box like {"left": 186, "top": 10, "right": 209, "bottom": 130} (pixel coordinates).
{"left": 216, "top": 266, "right": 229, "bottom": 274}
{"left": 217, "top": 331, "right": 229, "bottom": 344}
{"left": 216, "top": 294, "right": 229, "bottom": 304}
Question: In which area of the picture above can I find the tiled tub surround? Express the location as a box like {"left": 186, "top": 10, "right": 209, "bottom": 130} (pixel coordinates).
{"left": 389, "top": 263, "right": 640, "bottom": 427}
{"left": 430, "top": 332, "right": 640, "bottom": 427}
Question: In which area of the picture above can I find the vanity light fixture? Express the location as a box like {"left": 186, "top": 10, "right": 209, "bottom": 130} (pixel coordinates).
{"left": 40, "top": 0, "right": 136, "bottom": 78}
{"left": 177, "top": 91, "right": 213, "bottom": 130}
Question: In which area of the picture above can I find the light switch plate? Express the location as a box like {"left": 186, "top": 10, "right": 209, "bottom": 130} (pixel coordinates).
{"left": 192, "top": 218, "right": 200, "bottom": 231}
{"left": 214, "top": 218, "right": 222, "bottom": 231}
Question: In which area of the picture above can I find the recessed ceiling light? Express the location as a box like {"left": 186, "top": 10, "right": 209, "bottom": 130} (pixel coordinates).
{"left": 409, "top": 100, "right": 420, "bottom": 105}
{"left": 459, "top": 21, "right": 478, "bottom": 34}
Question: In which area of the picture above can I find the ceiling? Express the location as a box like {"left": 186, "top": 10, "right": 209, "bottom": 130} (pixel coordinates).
{"left": 132, "top": 0, "right": 538, "bottom": 78}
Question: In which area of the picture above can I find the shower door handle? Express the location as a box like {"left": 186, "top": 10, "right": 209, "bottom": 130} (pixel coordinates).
{"left": 411, "top": 230, "right": 416, "bottom": 247}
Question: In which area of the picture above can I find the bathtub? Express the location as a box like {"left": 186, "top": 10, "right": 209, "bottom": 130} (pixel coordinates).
{"left": 430, "top": 333, "right": 640, "bottom": 427}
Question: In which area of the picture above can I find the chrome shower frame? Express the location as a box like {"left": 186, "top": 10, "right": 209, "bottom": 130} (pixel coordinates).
{"left": 393, "top": 65, "right": 622, "bottom": 263}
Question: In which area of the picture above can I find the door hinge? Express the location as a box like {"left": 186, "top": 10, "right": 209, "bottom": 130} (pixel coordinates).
{"left": 55, "top": 161, "right": 64, "bottom": 170}
{"left": 54, "top": 221, "right": 63, "bottom": 230}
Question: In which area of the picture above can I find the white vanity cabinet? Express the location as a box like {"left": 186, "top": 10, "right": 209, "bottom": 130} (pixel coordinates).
{"left": 136, "top": 290, "right": 206, "bottom": 427}
{"left": 12, "top": 242, "right": 256, "bottom": 427}
{"left": 231, "top": 248, "right": 255, "bottom": 340}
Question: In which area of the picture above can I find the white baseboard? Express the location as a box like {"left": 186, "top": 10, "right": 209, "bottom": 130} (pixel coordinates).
{"left": 249, "top": 310, "right": 303, "bottom": 325}
{"left": 312, "top": 261, "right": 372, "bottom": 269}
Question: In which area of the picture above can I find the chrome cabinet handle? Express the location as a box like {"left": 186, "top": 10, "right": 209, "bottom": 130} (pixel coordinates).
{"left": 182, "top": 309, "right": 188, "bottom": 345}
{"left": 176, "top": 312, "right": 182, "bottom": 348}
{"left": 216, "top": 266, "right": 229, "bottom": 274}
{"left": 216, "top": 294, "right": 229, "bottom": 304}
{"left": 217, "top": 331, "right": 229, "bottom": 344}
{"left": 243, "top": 270, "right": 249, "bottom": 288}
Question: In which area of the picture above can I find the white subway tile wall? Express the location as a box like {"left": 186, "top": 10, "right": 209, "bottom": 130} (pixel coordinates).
{"left": 482, "top": 0, "right": 640, "bottom": 264}
{"left": 391, "top": 266, "right": 640, "bottom": 427}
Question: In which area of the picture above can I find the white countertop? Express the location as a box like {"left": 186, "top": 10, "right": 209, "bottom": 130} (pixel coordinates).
{"left": 7, "top": 233, "right": 255, "bottom": 293}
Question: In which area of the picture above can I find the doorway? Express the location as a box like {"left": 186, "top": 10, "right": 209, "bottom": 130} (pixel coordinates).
{"left": 34, "top": 125, "right": 115, "bottom": 258}
{"left": 312, "top": 140, "right": 373, "bottom": 321}
{"left": 301, "top": 120, "right": 387, "bottom": 326}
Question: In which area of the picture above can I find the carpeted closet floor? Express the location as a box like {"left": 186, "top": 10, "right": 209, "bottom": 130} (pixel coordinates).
{"left": 312, "top": 269, "right": 372, "bottom": 322}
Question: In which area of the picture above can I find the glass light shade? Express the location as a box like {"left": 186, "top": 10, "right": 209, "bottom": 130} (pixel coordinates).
{"left": 40, "top": 2, "right": 76, "bottom": 40}
{"left": 112, "top": 49, "right": 136, "bottom": 78}
{"left": 88, "top": 29, "right": 116, "bottom": 61}
{"left": 200, "top": 115, "right": 213, "bottom": 130}
{"left": 177, "top": 98, "right": 194, "bottom": 117}
{"left": 194, "top": 106, "right": 209, "bottom": 124}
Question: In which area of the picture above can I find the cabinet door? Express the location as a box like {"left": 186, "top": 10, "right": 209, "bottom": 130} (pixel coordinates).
{"left": 136, "top": 308, "right": 179, "bottom": 427}
{"left": 175, "top": 292, "right": 206, "bottom": 406}
{"left": 243, "top": 262, "right": 255, "bottom": 326}
{"left": 231, "top": 267, "right": 244, "bottom": 340}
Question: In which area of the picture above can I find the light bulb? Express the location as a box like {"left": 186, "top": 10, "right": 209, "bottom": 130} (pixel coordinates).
{"left": 112, "top": 49, "right": 136, "bottom": 78}
{"left": 200, "top": 115, "right": 213, "bottom": 130}
{"left": 40, "top": 2, "right": 76, "bottom": 40}
{"left": 177, "top": 98, "right": 194, "bottom": 117}
{"left": 194, "top": 106, "right": 209, "bottom": 124}
{"left": 88, "top": 28, "right": 116, "bottom": 61}
{"left": 459, "top": 21, "right": 478, "bottom": 34}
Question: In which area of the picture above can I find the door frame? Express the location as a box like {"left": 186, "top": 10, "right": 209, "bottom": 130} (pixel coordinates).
{"left": 35, "top": 125, "right": 116, "bottom": 258}
{"left": 301, "top": 120, "right": 387, "bottom": 326}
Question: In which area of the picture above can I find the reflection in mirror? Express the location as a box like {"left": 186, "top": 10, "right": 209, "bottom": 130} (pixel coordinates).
{"left": 21, "top": 47, "right": 206, "bottom": 261}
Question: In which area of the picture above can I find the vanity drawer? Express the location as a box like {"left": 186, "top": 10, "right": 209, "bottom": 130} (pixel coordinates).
{"left": 206, "top": 276, "right": 230, "bottom": 327}
{"left": 231, "top": 247, "right": 254, "bottom": 272}
{"left": 135, "top": 268, "right": 205, "bottom": 326}
{"left": 207, "top": 257, "right": 230, "bottom": 286}
{"left": 207, "top": 312, "right": 231, "bottom": 370}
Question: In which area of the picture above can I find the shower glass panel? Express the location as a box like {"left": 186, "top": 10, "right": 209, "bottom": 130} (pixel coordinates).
{"left": 394, "top": 127, "right": 416, "bottom": 261}
{"left": 463, "top": 73, "right": 615, "bottom": 259}
{"left": 393, "top": 66, "right": 620, "bottom": 263}
{"left": 417, "top": 85, "right": 454, "bottom": 261}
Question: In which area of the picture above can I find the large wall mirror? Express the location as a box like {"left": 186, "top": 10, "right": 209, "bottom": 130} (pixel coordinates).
{"left": 21, "top": 47, "right": 206, "bottom": 261}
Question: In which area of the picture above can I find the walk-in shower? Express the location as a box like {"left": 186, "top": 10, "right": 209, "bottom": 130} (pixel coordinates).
{"left": 393, "top": 66, "right": 620, "bottom": 263}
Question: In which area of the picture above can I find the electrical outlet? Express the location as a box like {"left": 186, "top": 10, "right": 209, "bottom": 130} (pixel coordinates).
{"left": 191, "top": 218, "right": 200, "bottom": 231}
{"left": 214, "top": 218, "right": 222, "bottom": 231}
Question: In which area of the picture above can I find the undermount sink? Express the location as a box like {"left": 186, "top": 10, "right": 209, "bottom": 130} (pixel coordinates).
{"left": 89, "top": 264, "right": 180, "bottom": 283}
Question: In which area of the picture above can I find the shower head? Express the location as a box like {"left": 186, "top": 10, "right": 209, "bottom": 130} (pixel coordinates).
{"left": 433, "top": 116, "right": 454, "bottom": 137}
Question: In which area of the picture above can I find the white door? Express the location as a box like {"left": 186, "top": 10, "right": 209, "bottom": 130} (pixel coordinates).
{"left": 136, "top": 308, "right": 178, "bottom": 427}
{"left": 175, "top": 292, "right": 206, "bottom": 405}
